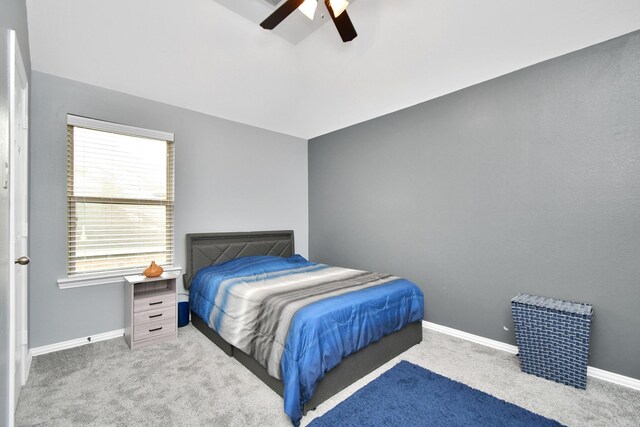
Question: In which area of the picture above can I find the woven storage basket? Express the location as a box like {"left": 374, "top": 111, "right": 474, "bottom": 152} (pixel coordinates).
{"left": 511, "top": 294, "right": 593, "bottom": 389}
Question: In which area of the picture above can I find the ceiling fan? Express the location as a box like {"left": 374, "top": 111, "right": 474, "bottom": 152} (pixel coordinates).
{"left": 260, "top": 0, "right": 358, "bottom": 43}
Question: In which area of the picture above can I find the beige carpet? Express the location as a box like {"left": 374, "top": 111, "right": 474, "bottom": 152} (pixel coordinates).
{"left": 16, "top": 324, "right": 640, "bottom": 426}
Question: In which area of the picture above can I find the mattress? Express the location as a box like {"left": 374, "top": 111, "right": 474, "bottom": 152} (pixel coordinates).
{"left": 189, "top": 255, "right": 424, "bottom": 424}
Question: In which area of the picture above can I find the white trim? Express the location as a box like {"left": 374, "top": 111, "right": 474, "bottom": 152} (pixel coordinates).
{"left": 7, "top": 30, "right": 30, "bottom": 426}
{"left": 422, "top": 320, "right": 640, "bottom": 391}
{"left": 6, "top": 30, "right": 17, "bottom": 427}
{"left": 25, "top": 350, "right": 32, "bottom": 382}
{"left": 423, "top": 321, "right": 518, "bottom": 354}
{"left": 587, "top": 366, "right": 640, "bottom": 391}
{"left": 30, "top": 329, "right": 125, "bottom": 357}
{"left": 57, "top": 266, "right": 182, "bottom": 289}
{"left": 14, "top": 33, "right": 29, "bottom": 393}
{"left": 67, "top": 114, "right": 174, "bottom": 141}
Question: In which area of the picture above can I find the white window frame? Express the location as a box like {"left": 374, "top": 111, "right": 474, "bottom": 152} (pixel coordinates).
{"left": 58, "top": 115, "right": 180, "bottom": 289}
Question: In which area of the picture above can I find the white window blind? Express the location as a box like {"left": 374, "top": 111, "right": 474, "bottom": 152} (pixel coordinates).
{"left": 67, "top": 115, "right": 174, "bottom": 276}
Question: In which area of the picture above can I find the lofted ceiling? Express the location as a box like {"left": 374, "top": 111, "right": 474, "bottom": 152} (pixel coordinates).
{"left": 26, "top": 0, "right": 640, "bottom": 139}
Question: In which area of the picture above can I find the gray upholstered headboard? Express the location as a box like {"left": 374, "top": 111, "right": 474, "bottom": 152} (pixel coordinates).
{"left": 183, "top": 230, "right": 295, "bottom": 289}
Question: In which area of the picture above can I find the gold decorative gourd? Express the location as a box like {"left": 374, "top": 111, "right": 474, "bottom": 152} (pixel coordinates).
{"left": 143, "top": 261, "right": 163, "bottom": 278}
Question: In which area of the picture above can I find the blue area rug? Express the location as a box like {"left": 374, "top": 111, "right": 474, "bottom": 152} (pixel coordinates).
{"left": 307, "top": 361, "right": 563, "bottom": 427}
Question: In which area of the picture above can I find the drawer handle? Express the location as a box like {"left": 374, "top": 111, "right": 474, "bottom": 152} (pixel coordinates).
{"left": 149, "top": 301, "right": 163, "bottom": 306}
{"left": 149, "top": 313, "right": 163, "bottom": 319}
{"left": 149, "top": 327, "right": 163, "bottom": 332}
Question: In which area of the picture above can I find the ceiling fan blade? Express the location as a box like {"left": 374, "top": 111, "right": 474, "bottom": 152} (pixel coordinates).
{"left": 325, "top": 0, "right": 357, "bottom": 42}
{"left": 260, "top": 0, "right": 306, "bottom": 30}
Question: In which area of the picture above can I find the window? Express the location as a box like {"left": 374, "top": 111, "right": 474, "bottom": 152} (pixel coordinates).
{"left": 66, "top": 115, "right": 174, "bottom": 276}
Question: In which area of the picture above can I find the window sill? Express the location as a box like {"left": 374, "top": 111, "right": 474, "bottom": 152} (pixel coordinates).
{"left": 57, "top": 266, "right": 183, "bottom": 290}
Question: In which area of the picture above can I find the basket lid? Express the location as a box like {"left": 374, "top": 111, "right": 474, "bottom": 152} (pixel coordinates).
{"left": 511, "top": 294, "right": 592, "bottom": 316}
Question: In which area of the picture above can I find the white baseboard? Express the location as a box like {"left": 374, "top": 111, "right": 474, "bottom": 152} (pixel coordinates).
{"left": 587, "top": 366, "right": 640, "bottom": 391}
{"left": 30, "top": 329, "right": 125, "bottom": 357}
{"left": 422, "top": 320, "right": 640, "bottom": 392}
{"left": 423, "top": 321, "right": 519, "bottom": 354}
{"left": 27, "top": 322, "right": 640, "bottom": 392}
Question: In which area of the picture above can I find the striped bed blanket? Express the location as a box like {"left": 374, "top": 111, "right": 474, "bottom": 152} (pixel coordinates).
{"left": 189, "top": 255, "right": 424, "bottom": 424}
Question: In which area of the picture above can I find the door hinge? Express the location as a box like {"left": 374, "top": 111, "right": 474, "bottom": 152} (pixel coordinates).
{"left": 1, "top": 161, "right": 7, "bottom": 189}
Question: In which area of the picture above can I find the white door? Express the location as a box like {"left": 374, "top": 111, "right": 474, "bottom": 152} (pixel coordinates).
{"left": 8, "top": 30, "right": 29, "bottom": 420}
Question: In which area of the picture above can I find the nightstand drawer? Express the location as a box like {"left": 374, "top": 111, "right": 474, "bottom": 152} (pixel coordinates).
{"left": 134, "top": 306, "right": 175, "bottom": 326}
{"left": 134, "top": 292, "right": 175, "bottom": 313}
{"left": 134, "top": 318, "right": 176, "bottom": 342}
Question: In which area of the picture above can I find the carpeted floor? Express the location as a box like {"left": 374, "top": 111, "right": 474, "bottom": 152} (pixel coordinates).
{"left": 16, "top": 324, "right": 640, "bottom": 426}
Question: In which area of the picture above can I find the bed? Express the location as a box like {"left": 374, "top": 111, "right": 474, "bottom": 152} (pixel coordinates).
{"left": 184, "top": 231, "right": 424, "bottom": 425}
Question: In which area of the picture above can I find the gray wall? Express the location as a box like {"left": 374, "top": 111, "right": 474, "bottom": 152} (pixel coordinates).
{"left": 0, "top": 0, "right": 30, "bottom": 75}
{"left": 30, "top": 71, "right": 308, "bottom": 348}
{"left": 1, "top": 0, "right": 30, "bottom": 422}
{"left": 309, "top": 31, "right": 640, "bottom": 378}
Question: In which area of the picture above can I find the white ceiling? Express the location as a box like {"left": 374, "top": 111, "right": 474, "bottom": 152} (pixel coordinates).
{"left": 26, "top": 0, "right": 640, "bottom": 139}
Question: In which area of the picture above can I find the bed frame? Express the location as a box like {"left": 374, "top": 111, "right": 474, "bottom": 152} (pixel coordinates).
{"left": 184, "top": 231, "right": 422, "bottom": 414}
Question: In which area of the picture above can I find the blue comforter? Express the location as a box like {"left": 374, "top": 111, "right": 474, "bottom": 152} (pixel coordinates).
{"left": 190, "top": 255, "right": 424, "bottom": 424}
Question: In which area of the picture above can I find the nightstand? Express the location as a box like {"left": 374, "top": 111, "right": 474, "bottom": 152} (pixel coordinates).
{"left": 124, "top": 272, "right": 180, "bottom": 350}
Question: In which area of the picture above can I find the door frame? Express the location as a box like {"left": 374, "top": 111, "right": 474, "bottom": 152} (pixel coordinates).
{"left": 8, "top": 29, "right": 29, "bottom": 424}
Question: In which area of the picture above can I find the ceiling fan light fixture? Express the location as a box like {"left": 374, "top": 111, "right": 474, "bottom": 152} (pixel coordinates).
{"left": 329, "top": 0, "right": 349, "bottom": 17}
{"left": 298, "top": 0, "right": 317, "bottom": 20}
{"left": 260, "top": 0, "right": 357, "bottom": 43}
